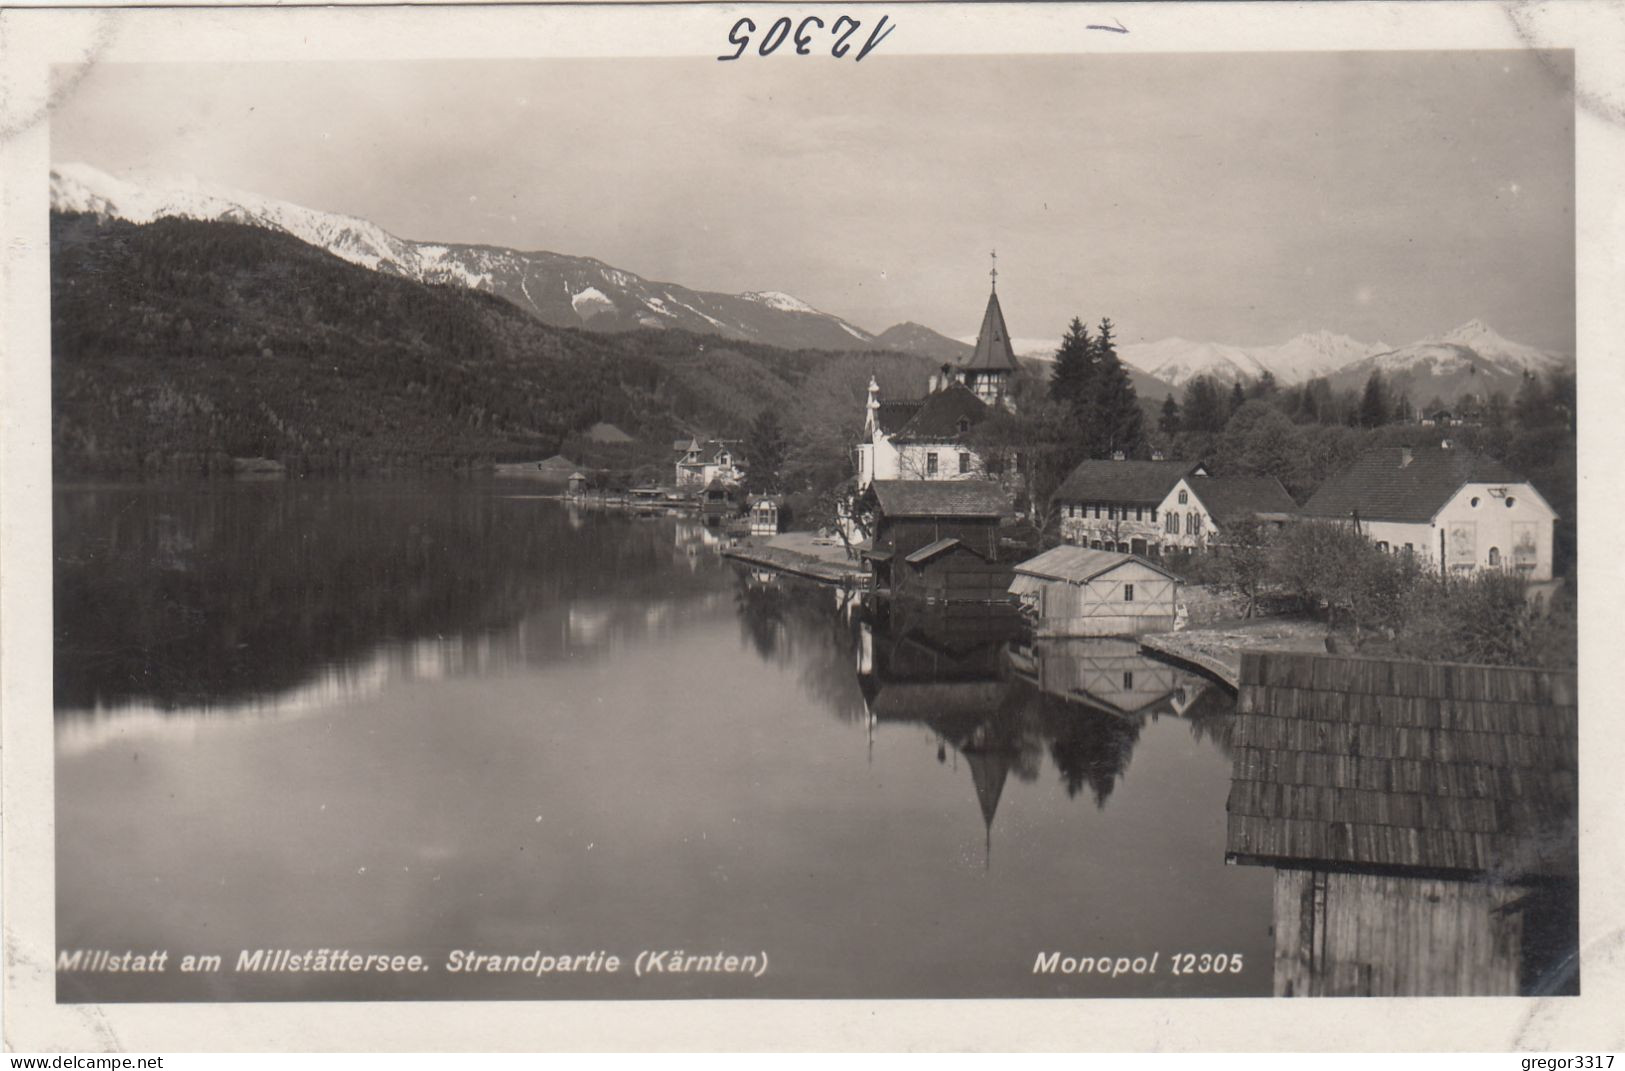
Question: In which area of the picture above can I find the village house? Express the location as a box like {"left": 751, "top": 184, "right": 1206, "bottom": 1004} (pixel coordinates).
{"left": 860, "top": 479, "right": 1022, "bottom": 604}
{"left": 855, "top": 274, "right": 1021, "bottom": 490}
{"left": 1053, "top": 459, "right": 1297, "bottom": 555}
{"left": 1009, "top": 546, "right": 1181, "bottom": 637}
{"left": 673, "top": 437, "right": 746, "bottom": 489}
{"left": 698, "top": 478, "right": 743, "bottom": 523}
{"left": 1300, "top": 443, "right": 1557, "bottom": 580}
{"left": 857, "top": 380, "right": 995, "bottom": 487}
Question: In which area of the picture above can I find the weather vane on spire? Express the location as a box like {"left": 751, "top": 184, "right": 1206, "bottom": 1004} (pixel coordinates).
{"left": 989, "top": 248, "right": 998, "bottom": 291}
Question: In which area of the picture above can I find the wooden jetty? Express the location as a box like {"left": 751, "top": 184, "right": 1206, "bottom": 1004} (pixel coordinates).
{"left": 721, "top": 544, "right": 867, "bottom": 586}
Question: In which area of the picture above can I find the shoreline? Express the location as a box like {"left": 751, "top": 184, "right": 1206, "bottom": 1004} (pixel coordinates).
{"left": 1139, "top": 618, "right": 1332, "bottom": 690}
{"left": 721, "top": 543, "right": 867, "bottom": 586}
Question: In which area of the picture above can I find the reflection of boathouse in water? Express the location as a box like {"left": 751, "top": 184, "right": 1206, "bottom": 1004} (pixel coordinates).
{"left": 1227, "top": 652, "right": 1579, "bottom": 996}
{"left": 856, "top": 611, "right": 1231, "bottom": 857}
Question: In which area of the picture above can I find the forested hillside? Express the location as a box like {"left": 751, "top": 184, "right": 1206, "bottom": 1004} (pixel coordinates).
{"left": 50, "top": 212, "right": 933, "bottom": 475}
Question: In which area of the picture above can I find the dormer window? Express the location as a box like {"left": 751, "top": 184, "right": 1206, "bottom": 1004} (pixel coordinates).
{"left": 957, "top": 417, "right": 970, "bottom": 435}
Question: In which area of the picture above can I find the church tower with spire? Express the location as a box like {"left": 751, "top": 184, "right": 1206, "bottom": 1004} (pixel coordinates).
{"left": 959, "top": 251, "right": 1021, "bottom": 407}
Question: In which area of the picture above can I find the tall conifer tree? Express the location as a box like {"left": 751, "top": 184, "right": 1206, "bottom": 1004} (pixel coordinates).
{"left": 1087, "top": 317, "right": 1143, "bottom": 457}
{"left": 1358, "top": 370, "right": 1390, "bottom": 428}
{"left": 1049, "top": 318, "right": 1093, "bottom": 409}
{"left": 1159, "top": 393, "right": 1182, "bottom": 437}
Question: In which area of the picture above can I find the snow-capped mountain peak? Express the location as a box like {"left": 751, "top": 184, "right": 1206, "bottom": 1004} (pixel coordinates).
{"left": 1433, "top": 320, "right": 1562, "bottom": 374}
{"left": 50, "top": 162, "right": 886, "bottom": 352}
{"left": 741, "top": 290, "right": 817, "bottom": 314}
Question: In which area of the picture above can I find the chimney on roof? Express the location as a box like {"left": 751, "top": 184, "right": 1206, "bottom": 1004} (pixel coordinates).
{"left": 1399, "top": 447, "right": 1413, "bottom": 468}
{"left": 927, "top": 372, "right": 940, "bottom": 393}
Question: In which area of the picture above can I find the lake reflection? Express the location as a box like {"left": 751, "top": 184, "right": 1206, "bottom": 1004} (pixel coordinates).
{"left": 55, "top": 481, "right": 1271, "bottom": 1001}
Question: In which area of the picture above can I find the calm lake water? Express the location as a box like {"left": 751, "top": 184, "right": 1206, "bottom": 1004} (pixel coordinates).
{"left": 54, "top": 480, "right": 1272, "bottom": 1001}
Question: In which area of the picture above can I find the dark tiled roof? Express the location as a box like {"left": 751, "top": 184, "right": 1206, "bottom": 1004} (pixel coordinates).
{"left": 870, "top": 479, "right": 1012, "bottom": 518}
{"left": 1187, "top": 477, "right": 1299, "bottom": 525}
{"left": 875, "top": 401, "right": 922, "bottom": 435}
{"left": 963, "top": 290, "right": 1020, "bottom": 372}
{"left": 1227, "top": 652, "right": 1577, "bottom": 878}
{"left": 1301, "top": 446, "right": 1525, "bottom": 524}
{"left": 1053, "top": 459, "right": 1203, "bottom": 506}
{"left": 894, "top": 384, "right": 989, "bottom": 441}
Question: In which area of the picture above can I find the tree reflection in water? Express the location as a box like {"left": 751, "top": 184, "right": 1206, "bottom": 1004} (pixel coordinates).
{"left": 730, "top": 568, "right": 1235, "bottom": 835}
{"left": 54, "top": 482, "right": 731, "bottom": 715}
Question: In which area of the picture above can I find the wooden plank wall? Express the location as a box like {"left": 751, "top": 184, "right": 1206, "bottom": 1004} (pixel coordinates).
{"left": 1273, "top": 869, "right": 1523, "bottom": 997}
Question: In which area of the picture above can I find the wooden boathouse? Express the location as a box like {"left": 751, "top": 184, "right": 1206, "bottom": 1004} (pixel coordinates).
{"left": 1227, "top": 651, "right": 1578, "bottom": 997}
{"left": 1008, "top": 546, "right": 1180, "bottom": 636}
{"left": 861, "top": 479, "right": 1022, "bottom": 605}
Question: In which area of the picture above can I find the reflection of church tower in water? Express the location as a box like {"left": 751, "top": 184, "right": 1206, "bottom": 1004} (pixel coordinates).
{"left": 856, "top": 606, "right": 1028, "bottom": 869}
{"left": 964, "top": 747, "right": 1011, "bottom": 870}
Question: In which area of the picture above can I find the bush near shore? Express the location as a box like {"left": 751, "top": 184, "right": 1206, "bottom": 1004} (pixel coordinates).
{"left": 1178, "top": 520, "right": 1576, "bottom": 671}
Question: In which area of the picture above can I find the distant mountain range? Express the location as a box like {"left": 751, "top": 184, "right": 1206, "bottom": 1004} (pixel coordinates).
{"left": 50, "top": 163, "right": 884, "bottom": 354}
{"left": 1112, "top": 320, "right": 1571, "bottom": 404}
{"left": 51, "top": 162, "right": 1574, "bottom": 403}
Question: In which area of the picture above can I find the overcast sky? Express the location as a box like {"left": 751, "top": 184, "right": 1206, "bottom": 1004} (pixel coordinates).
{"left": 51, "top": 51, "right": 1574, "bottom": 352}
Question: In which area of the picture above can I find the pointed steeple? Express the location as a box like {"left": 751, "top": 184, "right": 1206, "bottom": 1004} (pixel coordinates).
{"left": 966, "top": 288, "right": 1019, "bottom": 373}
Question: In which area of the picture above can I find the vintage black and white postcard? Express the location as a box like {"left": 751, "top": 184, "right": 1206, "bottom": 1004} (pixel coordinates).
{"left": 2, "top": 0, "right": 1622, "bottom": 1053}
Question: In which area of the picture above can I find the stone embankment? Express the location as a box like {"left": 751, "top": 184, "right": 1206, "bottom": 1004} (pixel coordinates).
{"left": 1141, "top": 619, "right": 1330, "bottom": 689}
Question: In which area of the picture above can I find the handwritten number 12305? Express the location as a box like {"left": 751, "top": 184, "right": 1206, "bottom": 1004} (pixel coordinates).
{"left": 718, "top": 15, "right": 895, "bottom": 61}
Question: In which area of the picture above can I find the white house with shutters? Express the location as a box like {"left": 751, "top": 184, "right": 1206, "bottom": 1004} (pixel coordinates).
{"left": 1301, "top": 443, "right": 1558, "bottom": 580}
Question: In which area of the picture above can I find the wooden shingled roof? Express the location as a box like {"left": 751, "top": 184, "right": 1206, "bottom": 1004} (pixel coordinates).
{"left": 869, "top": 479, "right": 1013, "bottom": 518}
{"left": 1226, "top": 651, "right": 1577, "bottom": 880}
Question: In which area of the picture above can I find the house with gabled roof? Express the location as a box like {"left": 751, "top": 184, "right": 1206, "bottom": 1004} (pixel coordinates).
{"left": 860, "top": 479, "right": 1024, "bottom": 604}
{"left": 1010, "top": 547, "right": 1181, "bottom": 636}
{"left": 1054, "top": 458, "right": 1298, "bottom": 556}
{"left": 858, "top": 379, "right": 994, "bottom": 488}
{"left": 672, "top": 437, "right": 746, "bottom": 489}
{"left": 855, "top": 272, "right": 1021, "bottom": 490}
{"left": 1301, "top": 443, "right": 1556, "bottom": 580}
